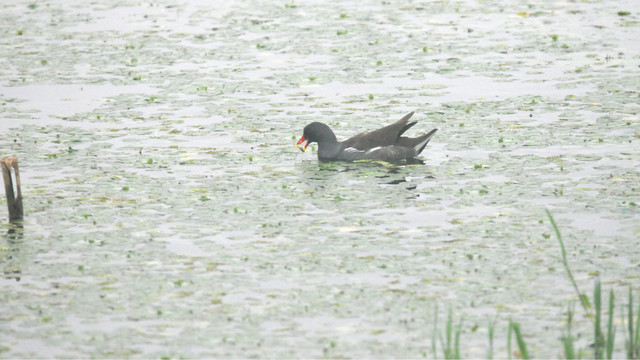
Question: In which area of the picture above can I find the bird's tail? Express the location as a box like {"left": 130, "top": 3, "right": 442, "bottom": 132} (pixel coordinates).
{"left": 413, "top": 128, "right": 438, "bottom": 155}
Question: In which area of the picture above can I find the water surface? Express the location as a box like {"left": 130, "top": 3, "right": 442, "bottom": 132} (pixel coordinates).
{"left": 1, "top": 0, "right": 639, "bottom": 357}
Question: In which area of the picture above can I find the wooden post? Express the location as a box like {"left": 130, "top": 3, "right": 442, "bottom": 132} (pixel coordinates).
{"left": 1, "top": 156, "right": 23, "bottom": 221}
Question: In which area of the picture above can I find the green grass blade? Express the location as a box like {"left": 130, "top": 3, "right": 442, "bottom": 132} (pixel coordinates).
{"left": 635, "top": 292, "right": 640, "bottom": 358}
{"left": 595, "top": 279, "right": 603, "bottom": 359}
{"left": 438, "top": 333, "right": 446, "bottom": 359}
{"left": 511, "top": 322, "right": 530, "bottom": 359}
{"left": 562, "top": 335, "right": 575, "bottom": 358}
{"left": 455, "top": 317, "right": 463, "bottom": 359}
{"left": 508, "top": 320, "right": 513, "bottom": 360}
{"left": 625, "top": 287, "right": 640, "bottom": 359}
{"left": 628, "top": 287, "right": 634, "bottom": 359}
{"left": 432, "top": 304, "right": 438, "bottom": 358}
{"left": 562, "top": 304, "right": 576, "bottom": 359}
{"left": 447, "top": 308, "right": 453, "bottom": 356}
{"left": 546, "top": 209, "right": 593, "bottom": 318}
{"left": 488, "top": 318, "right": 495, "bottom": 360}
{"left": 607, "top": 289, "right": 615, "bottom": 359}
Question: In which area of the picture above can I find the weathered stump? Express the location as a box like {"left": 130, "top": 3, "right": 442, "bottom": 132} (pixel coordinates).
{"left": 1, "top": 156, "right": 23, "bottom": 221}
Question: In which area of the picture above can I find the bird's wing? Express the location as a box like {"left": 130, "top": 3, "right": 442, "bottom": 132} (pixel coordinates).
{"left": 342, "top": 112, "right": 416, "bottom": 150}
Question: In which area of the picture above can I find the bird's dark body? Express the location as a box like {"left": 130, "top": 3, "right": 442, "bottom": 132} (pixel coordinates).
{"left": 297, "top": 112, "right": 437, "bottom": 163}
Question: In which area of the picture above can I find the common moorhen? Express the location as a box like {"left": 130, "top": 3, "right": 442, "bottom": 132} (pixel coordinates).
{"left": 295, "top": 112, "right": 437, "bottom": 162}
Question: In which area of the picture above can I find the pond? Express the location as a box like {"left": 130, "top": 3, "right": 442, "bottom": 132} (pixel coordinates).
{"left": 1, "top": 0, "right": 639, "bottom": 358}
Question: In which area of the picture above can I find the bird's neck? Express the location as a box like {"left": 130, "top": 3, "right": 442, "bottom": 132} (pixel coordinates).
{"left": 317, "top": 140, "right": 342, "bottom": 159}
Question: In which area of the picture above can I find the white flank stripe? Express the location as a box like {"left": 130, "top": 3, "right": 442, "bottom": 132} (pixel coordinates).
{"left": 343, "top": 147, "right": 365, "bottom": 154}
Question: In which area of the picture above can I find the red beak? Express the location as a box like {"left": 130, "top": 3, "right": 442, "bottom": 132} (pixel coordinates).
{"left": 295, "top": 135, "right": 309, "bottom": 152}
